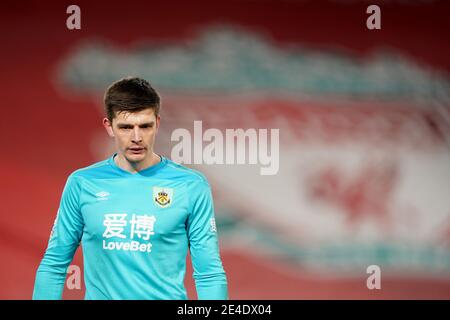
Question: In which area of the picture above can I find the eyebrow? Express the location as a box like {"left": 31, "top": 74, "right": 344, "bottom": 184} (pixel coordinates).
{"left": 116, "top": 122, "right": 155, "bottom": 128}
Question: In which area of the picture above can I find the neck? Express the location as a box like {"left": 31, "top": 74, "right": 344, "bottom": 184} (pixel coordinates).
{"left": 114, "top": 152, "right": 161, "bottom": 173}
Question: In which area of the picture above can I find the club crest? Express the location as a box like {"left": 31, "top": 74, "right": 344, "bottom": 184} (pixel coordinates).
{"left": 153, "top": 187, "right": 173, "bottom": 208}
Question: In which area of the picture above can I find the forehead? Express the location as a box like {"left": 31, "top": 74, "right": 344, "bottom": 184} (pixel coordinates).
{"left": 113, "top": 109, "right": 156, "bottom": 124}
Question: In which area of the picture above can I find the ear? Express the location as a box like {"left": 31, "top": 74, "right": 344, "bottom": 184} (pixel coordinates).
{"left": 155, "top": 116, "right": 161, "bottom": 134}
{"left": 103, "top": 118, "right": 115, "bottom": 137}
{"left": 156, "top": 115, "right": 161, "bottom": 131}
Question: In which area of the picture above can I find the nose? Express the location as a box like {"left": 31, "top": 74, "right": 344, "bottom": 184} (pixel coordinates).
{"left": 131, "top": 127, "right": 143, "bottom": 143}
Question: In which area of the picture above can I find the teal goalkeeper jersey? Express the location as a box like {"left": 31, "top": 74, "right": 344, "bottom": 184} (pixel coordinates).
{"left": 32, "top": 154, "right": 228, "bottom": 300}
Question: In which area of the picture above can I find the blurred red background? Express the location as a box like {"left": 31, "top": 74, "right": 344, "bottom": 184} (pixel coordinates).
{"left": 0, "top": 0, "right": 449, "bottom": 299}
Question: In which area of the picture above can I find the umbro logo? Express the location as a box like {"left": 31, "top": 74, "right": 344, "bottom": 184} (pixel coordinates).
{"left": 96, "top": 191, "right": 110, "bottom": 201}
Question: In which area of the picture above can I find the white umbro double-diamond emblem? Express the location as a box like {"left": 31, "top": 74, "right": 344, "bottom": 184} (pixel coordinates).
{"left": 96, "top": 191, "right": 110, "bottom": 201}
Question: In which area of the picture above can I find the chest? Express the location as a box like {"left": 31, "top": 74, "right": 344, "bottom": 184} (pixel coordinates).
{"left": 79, "top": 179, "right": 189, "bottom": 242}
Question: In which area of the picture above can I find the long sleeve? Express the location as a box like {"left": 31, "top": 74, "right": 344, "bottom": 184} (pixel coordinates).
{"left": 32, "top": 174, "right": 84, "bottom": 300}
{"left": 186, "top": 178, "right": 228, "bottom": 300}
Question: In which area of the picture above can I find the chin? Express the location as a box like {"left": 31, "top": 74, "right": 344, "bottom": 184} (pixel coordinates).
{"left": 125, "top": 152, "right": 146, "bottom": 163}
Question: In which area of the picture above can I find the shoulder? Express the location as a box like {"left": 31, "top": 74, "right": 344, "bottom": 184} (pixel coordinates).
{"left": 67, "top": 158, "right": 111, "bottom": 182}
{"left": 163, "top": 160, "right": 213, "bottom": 209}
{"left": 163, "top": 158, "right": 210, "bottom": 186}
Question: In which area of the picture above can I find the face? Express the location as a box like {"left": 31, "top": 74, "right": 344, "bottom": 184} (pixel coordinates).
{"left": 103, "top": 108, "right": 160, "bottom": 165}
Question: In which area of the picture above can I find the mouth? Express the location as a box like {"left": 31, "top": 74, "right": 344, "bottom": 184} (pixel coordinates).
{"left": 128, "top": 147, "right": 145, "bottom": 154}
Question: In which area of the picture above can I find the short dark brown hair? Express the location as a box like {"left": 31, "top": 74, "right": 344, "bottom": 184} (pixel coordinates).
{"left": 104, "top": 76, "right": 161, "bottom": 121}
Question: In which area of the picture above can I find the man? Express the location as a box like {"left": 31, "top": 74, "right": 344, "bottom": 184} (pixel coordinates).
{"left": 33, "top": 77, "right": 228, "bottom": 300}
